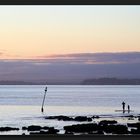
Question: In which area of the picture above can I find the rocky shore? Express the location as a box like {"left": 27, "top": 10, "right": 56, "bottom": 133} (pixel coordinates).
{"left": 0, "top": 115, "right": 140, "bottom": 135}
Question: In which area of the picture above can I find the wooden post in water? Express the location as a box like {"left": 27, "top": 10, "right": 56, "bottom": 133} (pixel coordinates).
{"left": 41, "top": 86, "right": 47, "bottom": 113}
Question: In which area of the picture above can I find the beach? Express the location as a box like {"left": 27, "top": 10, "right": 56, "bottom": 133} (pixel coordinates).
{"left": 0, "top": 109, "right": 140, "bottom": 135}
{"left": 0, "top": 85, "right": 140, "bottom": 135}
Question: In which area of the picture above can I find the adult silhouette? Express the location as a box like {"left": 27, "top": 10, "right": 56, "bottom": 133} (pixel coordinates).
{"left": 122, "top": 101, "right": 125, "bottom": 113}
{"left": 128, "top": 105, "right": 130, "bottom": 113}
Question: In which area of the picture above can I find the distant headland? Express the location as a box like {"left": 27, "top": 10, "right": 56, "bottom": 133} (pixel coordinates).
{"left": 81, "top": 78, "right": 140, "bottom": 85}
{"left": 1, "top": 78, "right": 140, "bottom": 85}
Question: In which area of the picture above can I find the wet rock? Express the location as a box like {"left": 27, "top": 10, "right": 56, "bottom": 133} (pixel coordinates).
{"left": 127, "top": 123, "right": 140, "bottom": 129}
{"left": 103, "top": 124, "right": 128, "bottom": 134}
{"left": 22, "top": 125, "right": 42, "bottom": 131}
{"left": 127, "top": 115, "right": 134, "bottom": 118}
{"left": 64, "top": 123, "right": 98, "bottom": 133}
{"left": 74, "top": 116, "right": 92, "bottom": 122}
{"left": 45, "top": 116, "right": 56, "bottom": 119}
{"left": 87, "top": 118, "right": 92, "bottom": 122}
{"left": 130, "top": 128, "right": 140, "bottom": 134}
{"left": 42, "top": 126, "right": 50, "bottom": 130}
{"left": 46, "top": 127, "right": 59, "bottom": 134}
{"left": 46, "top": 115, "right": 93, "bottom": 122}
{"left": 45, "top": 115, "right": 74, "bottom": 121}
{"left": 22, "top": 127, "right": 27, "bottom": 130}
{"left": 22, "top": 125, "right": 50, "bottom": 131}
{"left": 92, "top": 130, "right": 104, "bottom": 135}
{"left": 98, "top": 123, "right": 107, "bottom": 131}
{"left": 97, "top": 130, "right": 104, "bottom": 134}
{"left": 88, "top": 130, "right": 104, "bottom": 135}
{"left": 57, "top": 116, "right": 73, "bottom": 121}
{"left": 99, "top": 120, "right": 118, "bottom": 125}
{"left": 0, "top": 127, "right": 19, "bottom": 131}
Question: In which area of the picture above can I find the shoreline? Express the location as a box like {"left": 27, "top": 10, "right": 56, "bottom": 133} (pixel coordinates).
{"left": 0, "top": 114, "right": 140, "bottom": 135}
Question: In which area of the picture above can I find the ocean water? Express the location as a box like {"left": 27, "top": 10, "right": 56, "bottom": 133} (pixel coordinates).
{"left": 0, "top": 85, "right": 140, "bottom": 135}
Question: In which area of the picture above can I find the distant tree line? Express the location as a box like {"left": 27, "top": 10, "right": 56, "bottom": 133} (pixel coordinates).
{"left": 1, "top": 78, "right": 140, "bottom": 85}
{"left": 82, "top": 78, "right": 140, "bottom": 85}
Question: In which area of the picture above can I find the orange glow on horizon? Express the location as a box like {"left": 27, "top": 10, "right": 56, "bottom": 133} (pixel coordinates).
{"left": 0, "top": 6, "right": 140, "bottom": 59}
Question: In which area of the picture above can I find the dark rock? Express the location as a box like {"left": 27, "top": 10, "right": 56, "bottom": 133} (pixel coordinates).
{"left": 127, "top": 115, "right": 134, "bottom": 118}
{"left": 87, "top": 118, "right": 92, "bottom": 122}
{"left": 0, "top": 127, "right": 19, "bottom": 131}
{"left": 25, "top": 125, "right": 42, "bottom": 131}
{"left": 46, "top": 127, "right": 59, "bottom": 134}
{"left": 45, "top": 115, "right": 74, "bottom": 121}
{"left": 74, "top": 116, "right": 92, "bottom": 122}
{"left": 45, "top": 116, "right": 56, "bottom": 119}
{"left": 88, "top": 132, "right": 94, "bottom": 134}
{"left": 45, "top": 115, "right": 93, "bottom": 122}
{"left": 64, "top": 123, "right": 98, "bottom": 133}
{"left": 98, "top": 123, "right": 107, "bottom": 131}
{"left": 42, "top": 126, "right": 50, "bottom": 130}
{"left": 127, "top": 123, "right": 140, "bottom": 129}
{"left": 97, "top": 130, "right": 104, "bottom": 134}
{"left": 64, "top": 123, "right": 128, "bottom": 134}
{"left": 130, "top": 128, "right": 140, "bottom": 134}
{"left": 57, "top": 116, "right": 73, "bottom": 121}
{"left": 22, "top": 125, "right": 50, "bottom": 131}
{"left": 90, "top": 130, "right": 104, "bottom": 135}
{"left": 99, "top": 120, "right": 118, "bottom": 125}
{"left": 22, "top": 127, "right": 28, "bottom": 130}
{"left": 103, "top": 124, "right": 128, "bottom": 134}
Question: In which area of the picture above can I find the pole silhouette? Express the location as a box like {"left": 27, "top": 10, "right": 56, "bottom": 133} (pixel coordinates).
{"left": 41, "top": 86, "right": 47, "bottom": 113}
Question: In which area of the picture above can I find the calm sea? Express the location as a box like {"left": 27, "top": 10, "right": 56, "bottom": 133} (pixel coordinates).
{"left": 0, "top": 85, "right": 139, "bottom": 134}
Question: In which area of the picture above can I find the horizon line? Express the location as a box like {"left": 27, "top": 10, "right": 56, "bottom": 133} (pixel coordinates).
{"left": 0, "top": 51, "right": 140, "bottom": 60}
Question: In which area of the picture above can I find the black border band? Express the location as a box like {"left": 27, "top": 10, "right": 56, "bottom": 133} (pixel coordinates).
{"left": 0, "top": 0, "right": 140, "bottom": 5}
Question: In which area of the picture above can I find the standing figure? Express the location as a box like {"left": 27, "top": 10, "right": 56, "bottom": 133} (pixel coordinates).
{"left": 128, "top": 105, "right": 130, "bottom": 113}
{"left": 122, "top": 101, "right": 125, "bottom": 113}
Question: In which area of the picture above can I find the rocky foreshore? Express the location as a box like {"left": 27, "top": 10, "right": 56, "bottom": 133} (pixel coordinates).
{"left": 0, "top": 115, "right": 140, "bottom": 135}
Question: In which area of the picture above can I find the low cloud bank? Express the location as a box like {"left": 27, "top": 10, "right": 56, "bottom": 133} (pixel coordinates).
{"left": 0, "top": 52, "right": 140, "bottom": 83}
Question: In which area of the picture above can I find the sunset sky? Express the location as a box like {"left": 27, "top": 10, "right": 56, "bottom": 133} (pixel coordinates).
{"left": 0, "top": 6, "right": 140, "bottom": 59}
{"left": 0, "top": 6, "right": 140, "bottom": 83}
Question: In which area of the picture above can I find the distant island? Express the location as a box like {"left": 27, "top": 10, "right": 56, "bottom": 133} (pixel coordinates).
{"left": 82, "top": 78, "right": 140, "bottom": 85}
{"left": 0, "top": 78, "right": 140, "bottom": 85}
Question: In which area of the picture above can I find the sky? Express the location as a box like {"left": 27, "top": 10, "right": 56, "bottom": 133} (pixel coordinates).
{"left": 0, "top": 6, "right": 140, "bottom": 59}
{"left": 0, "top": 6, "right": 140, "bottom": 82}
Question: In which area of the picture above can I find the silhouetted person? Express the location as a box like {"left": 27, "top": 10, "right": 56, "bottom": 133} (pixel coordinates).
{"left": 122, "top": 101, "right": 125, "bottom": 113}
{"left": 128, "top": 105, "right": 130, "bottom": 113}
